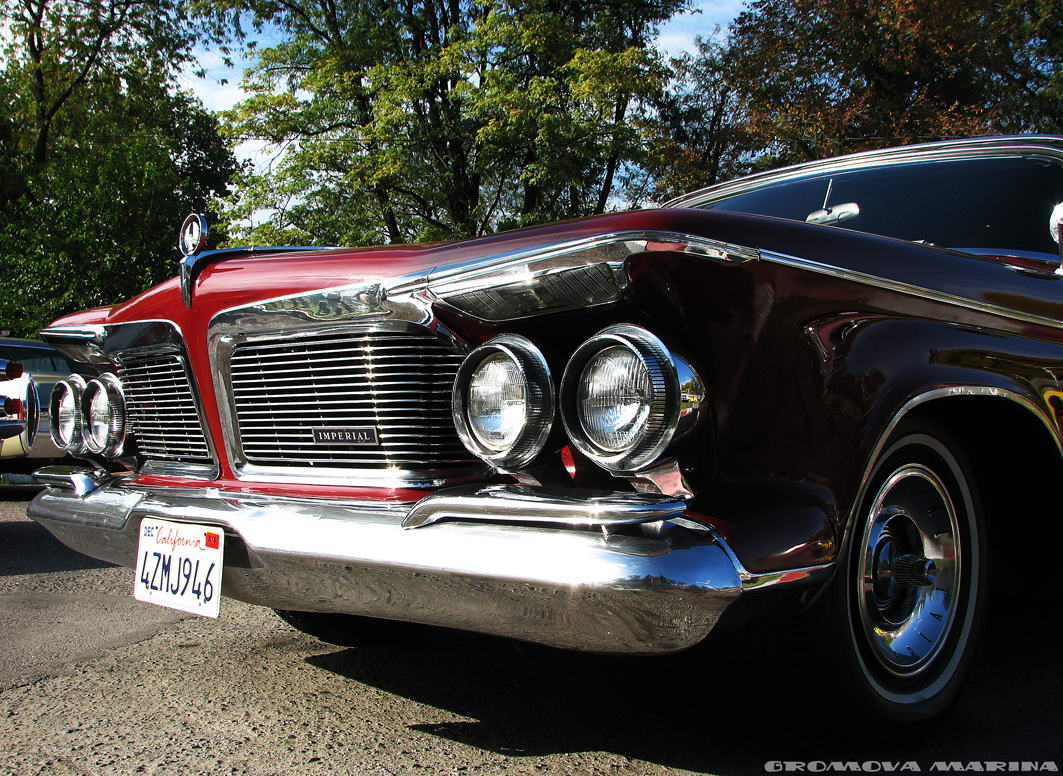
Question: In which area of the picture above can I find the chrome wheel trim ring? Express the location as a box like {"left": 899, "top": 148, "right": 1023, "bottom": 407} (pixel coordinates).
{"left": 856, "top": 463, "right": 961, "bottom": 677}
{"left": 848, "top": 433, "right": 980, "bottom": 705}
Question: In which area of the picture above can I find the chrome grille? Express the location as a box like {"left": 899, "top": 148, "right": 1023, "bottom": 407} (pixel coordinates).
{"left": 117, "top": 354, "right": 213, "bottom": 465}
{"left": 228, "top": 328, "right": 473, "bottom": 471}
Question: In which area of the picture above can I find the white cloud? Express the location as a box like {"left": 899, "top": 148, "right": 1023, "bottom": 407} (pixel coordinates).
{"left": 177, "top": 48, "right": 248, "bottom": 114}
{"left": 656, "top": 0, "right": 745, "bottom": 57}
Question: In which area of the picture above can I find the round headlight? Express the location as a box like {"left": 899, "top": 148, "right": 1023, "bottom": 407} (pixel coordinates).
{"left": 561, "top": 324, "right": 702, "bottom": 473}
{"left": 452, "top": 335, "right": 554, "bottom": 468}
{"left": 467, "top": 353, "right": 527, "bottom": 451}
{"left": 49, "top": 375, "right": 87, "bottom": 452}
{"left": 80, "top": 374, "right": 126, "bottom": 457}
{"left": 577, "top": 346, "right": 652, "bottom": 452}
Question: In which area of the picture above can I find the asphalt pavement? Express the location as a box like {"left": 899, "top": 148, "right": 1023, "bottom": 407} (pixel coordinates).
{"left": 0, "top": 486, "right": 1060, "bottom": 776}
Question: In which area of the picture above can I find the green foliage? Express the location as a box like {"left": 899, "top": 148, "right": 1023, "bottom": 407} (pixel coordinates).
{"left": 725, "top": 0, "right": 1063, "bottom": 165}
{"left": 639, "top": 35, "right": 757, "bottom": 203}
{"left": 3, "top": 0, "right": 1063, "bottom": 337}
{"left": 214, "top": 0, "right": 686, "bottom": 245}
{"left": 0, "top": 0, "right": 238, "bottom": 336}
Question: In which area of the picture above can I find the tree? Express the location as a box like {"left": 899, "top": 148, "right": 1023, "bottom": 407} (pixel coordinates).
{"left": 0, "top": 0, "right": 238, "bottom": 336}
{"left": 726, "top": 0, "right": 1063, "bottom": 166}
{"left": 214, "top": 0, "right": 686, "bottom": 245}
{"left": 638, "top": 35, "right": 757, "bottom": 203}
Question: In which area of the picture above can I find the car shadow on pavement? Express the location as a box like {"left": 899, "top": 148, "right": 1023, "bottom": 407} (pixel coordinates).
{"left": 0, "top": 515, "right": 115, "bottom": 576}
{"left": 306, "top": 594, "right": 1062, "bottom": 774}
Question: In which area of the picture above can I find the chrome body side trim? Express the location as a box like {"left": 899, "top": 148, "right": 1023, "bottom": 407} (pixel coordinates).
{"left": 689, "top": 522, "right": 834, "bottom": 591}
{"left": 760, "top": 249, "right": 1063, "bottom": 331}
{"left": 861, "top": 386, "right": 1062, "bottom": 494}
{"left": 29, "top": 477, "right": 750, "bottom": 654}
{"left": 421, "top": 230, "right": 757, "bottom": 320}
{"left": 401, "top": 484, "right": 686, "bottom": 529}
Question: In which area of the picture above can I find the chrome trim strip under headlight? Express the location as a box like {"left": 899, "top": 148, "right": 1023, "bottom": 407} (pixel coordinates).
{"left": 401, "top": 483, "right": 685, "bottom": 529}
{"left": 29, "top": 474, "right": 746, "bottom": 654}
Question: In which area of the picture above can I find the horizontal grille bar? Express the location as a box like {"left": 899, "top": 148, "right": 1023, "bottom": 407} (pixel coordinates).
{"left": 117, "top": 353, "right": 213, "bottom": 467}
{"left": 229, "top": 327, "right": 474, "bottom": 473}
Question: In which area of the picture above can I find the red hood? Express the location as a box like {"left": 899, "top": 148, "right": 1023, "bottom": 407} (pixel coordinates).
{"left": 49, "top": 209, "right": 711, "bottom": 328}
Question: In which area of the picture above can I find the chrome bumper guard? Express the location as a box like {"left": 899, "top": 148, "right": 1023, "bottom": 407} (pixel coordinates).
{"left": 29, "top": 465, "right": 745, "bottom": 654}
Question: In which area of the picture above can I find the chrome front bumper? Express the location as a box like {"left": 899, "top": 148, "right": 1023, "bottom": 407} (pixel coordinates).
{"left": 28, "top": 467, "right": 749, "bottom": 654}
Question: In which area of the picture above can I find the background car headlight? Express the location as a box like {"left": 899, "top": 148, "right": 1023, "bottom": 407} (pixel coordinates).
{"left": 561, "top": 324, "right": 702, "bottom": 473}
{"left": 49, "top": 375, "right": 87, "bottom": 452}
{"left": 452, "top": 335, "right": 554, "bottom": 468}
{"left": 79, "top": 374, "right": 126, "bottom": 457}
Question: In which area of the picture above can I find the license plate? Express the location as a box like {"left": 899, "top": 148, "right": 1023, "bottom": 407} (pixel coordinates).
{"left": 133, "top": 518, "right": 225, "bottom": 617}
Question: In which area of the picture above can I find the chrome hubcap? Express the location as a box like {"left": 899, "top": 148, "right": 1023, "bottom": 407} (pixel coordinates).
{"left": 857, "top": 464, "right": 961, "bottom": 677}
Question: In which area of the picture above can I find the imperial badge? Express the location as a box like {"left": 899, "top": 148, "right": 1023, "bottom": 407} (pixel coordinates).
{"left": 312, "top": 427, "right": 380, "bottom": 445}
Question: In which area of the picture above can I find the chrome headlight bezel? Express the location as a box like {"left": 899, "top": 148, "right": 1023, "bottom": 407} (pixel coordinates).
{"left": 49, "top": 375, "right": 87, "bottom": 453}
{"left": 79, "top": 373, "right": 127, "bottom": 457}
{"left": 560, "top": 324, "right": 702, "bottom": 473}
{"left": 452, "top": 334, "right": 555, "bottom": 469}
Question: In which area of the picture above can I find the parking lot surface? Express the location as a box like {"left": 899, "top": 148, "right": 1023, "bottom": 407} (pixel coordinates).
{"left": 1, "top": 487, "right": 1060, "bottom": 775}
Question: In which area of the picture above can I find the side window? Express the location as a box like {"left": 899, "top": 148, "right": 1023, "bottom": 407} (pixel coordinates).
{"left": 0, "top": 348, "right": 73, "bottom": 374}
{"left": 704, "top": 157, "right": 1063, "bottom": 255}
{"left": 704, "top": 176, "right": 829, "bottom": 222}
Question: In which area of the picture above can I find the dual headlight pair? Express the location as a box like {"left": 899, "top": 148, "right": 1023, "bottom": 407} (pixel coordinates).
{"left": 50, "top": 374, "right": 127, "bottom": 457}
{"left": 452, "top": 324, "right": 703, "bottom": 473}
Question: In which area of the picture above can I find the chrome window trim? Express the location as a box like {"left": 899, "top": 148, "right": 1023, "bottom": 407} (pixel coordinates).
{"left": 663, "top": 136, "right": 1063, "bottom": 209}
{"left": 41, "top": 320, "right": 219, "bottom": 479}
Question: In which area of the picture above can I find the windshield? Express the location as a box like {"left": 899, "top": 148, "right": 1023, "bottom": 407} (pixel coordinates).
{"left": 701, "top": 156, "right": 1063, "bottom": 256}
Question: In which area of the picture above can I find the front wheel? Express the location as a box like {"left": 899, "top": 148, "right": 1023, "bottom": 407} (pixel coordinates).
{"left": 824, "top": 419, "right": 988, "bottom": 721}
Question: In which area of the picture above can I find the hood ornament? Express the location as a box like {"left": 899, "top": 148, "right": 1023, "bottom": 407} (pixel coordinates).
{"left": 178, "top": 213, "right": 209, "bottom": 307}
{"left": 176, "top": 212, "right": 329, "bottom": 307}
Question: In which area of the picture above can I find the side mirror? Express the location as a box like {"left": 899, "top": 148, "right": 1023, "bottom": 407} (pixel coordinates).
{"left": 806, "top": 202, "right": 860, "bottom": 226}
{"left": 5, "top": 361, "right": 23, "bottom": 379}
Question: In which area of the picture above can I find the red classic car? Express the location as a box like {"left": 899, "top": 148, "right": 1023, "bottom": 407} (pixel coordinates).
{"left": 30, "top": 136, "right": 1063, "bottom": 722}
